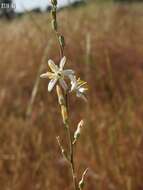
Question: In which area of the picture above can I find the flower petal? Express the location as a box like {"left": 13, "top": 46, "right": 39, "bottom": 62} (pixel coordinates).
{"left": 77, "top": 91, "right": 87, "bottom": 101}
{"left": 63, "top": 69, "right": 75, "bottom": 76}
{"left": 40, "top": 72, "right": 55, "bottom": 79}
{"left": 78, "top": 81, "right": 87, "bottom": 88}
{"left": 70, "top": 75, "right": 77, "bottom": 91}
{"left": 69, "top": 74, "right": 76, "bottom": 82}
{"left": 79, "top": 87, "right": 87, "bottom": 93}
{"left": 48, "top": 59, "right": 59, "bottom": 73}
{"left": 40, "top": 73, "right": 48, "bottom": 79}
{"left": 71, "top": 82, "right": 77, "bottom": 91}
{"left": 59, "top": 79, "right": 68, "bottom": 91}
{"left": 48, "top": 79, "right": 57, "bottom": 92}
{"left": 60, "top": 56, "right": 66, "bottom": 70}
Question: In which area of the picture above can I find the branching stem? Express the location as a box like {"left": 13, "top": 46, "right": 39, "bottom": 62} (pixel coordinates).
{"left": 51, "top": 1, "right": 81, "bottom": 190}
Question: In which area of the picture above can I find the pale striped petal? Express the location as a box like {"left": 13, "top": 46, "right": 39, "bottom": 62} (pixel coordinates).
{"left": 48, "top": 79, "right": 57, "bottom": 92}
{"left": 59, "top": 79, "right": 68, "bottom": 91}
{"left": 71, "top": 82, "right": 77, "bottom": 91}
{"left": 48, "top": 59, "right": 59, "bottom": 72}
{"left": 63, "top": 69, "right": 75, "bottom": 76}
{"left": 69, "top": 74, "right": 76, "bottom": 82}
{"left": 60, "top": 56, "right": 66, "bottom": 70}
{"left": 78, "top": 81, "right": 87, "bottom": 88}
{"left": 40, "top": 72, "right": 55, "bottom": 79}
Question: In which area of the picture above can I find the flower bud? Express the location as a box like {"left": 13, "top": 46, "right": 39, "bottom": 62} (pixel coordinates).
{"left": 52, "top": 19, "right": 57, "bottom": 31}
{"left": 78, "top": 168, "right": 88, "bottom": 190}
{"left": 74, "top": 120, "right": 84, "bottom": 142}
{"left": 51, "top": 0, "right": 57, "bottom": 6}
{"left": 51, "top": 8, "right": 56, "bottom": 20}
{"left": 59, "top": 35, "right": 65, "bottom": 48}
{"left": 79, "top": 179, "right": 84, "bottom": 190}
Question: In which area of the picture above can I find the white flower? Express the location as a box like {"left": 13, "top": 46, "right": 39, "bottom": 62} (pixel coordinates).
{"left": 70, "top": 76, "right": 88, "bottom": 101}
{"left": 40, "top": 56, "right": 75, "bottom": 92}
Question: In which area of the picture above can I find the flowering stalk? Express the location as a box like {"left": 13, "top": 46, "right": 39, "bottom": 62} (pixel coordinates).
{"left": 40, "top": 0, "right": 89, "bottom": 189}
{"left": 50, "top": 0, "right": 64, "bottom": 59}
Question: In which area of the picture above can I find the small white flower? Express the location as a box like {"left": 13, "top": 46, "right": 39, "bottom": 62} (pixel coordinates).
{"left": 40, "top": 56, "right": 75, "bottom": 92}
{"left": 70, "top": 76, "right": 88, "bottom": 101}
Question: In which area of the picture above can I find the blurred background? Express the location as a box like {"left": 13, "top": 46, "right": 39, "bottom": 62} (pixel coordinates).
{"left": 0, "top": 0, "right": 143, "bottom": 189}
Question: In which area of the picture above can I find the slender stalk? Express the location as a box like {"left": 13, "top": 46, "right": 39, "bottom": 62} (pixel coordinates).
{"left": 66, "top": 123, "right": 78, "bottom": 190}
{"left": 55, "top": 31, "right": 64, "bottom": 59}
{"left": 26, "top": 40, "right": 53, "bottom": 117}
{"left": 64, "top": 93, "right": 78, "bottom": 190}
{"left": 56, "top": 86, "right": 78, "bottom": 190}
{"left": 64, "top": 90, "right": 78, "bottom": 190}
{"left": 50, "top": 3, "right": 78, "bottom": 188}
{"left": 48, "top": 1, "right": 88, "bottom": 190}
{"left": 85, "top": 33, "right": 101, "bottom": 165}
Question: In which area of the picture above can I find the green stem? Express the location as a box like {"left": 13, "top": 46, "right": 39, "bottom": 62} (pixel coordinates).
{"left": 52, "top": 2, "right": 78, "bottom": 189}
{"left": 55, "top": 31, "right": 64, "bottom": 59}
{"left": 65, "top": 94, "right": 78, "bottom": 190}
{"left": 66, "top": 123, "right": 78, "bottom": 190}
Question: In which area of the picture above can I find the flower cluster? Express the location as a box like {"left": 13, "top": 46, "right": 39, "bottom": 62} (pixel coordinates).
{"left": 40, "top": 56, "right": 88, "bottom": 101}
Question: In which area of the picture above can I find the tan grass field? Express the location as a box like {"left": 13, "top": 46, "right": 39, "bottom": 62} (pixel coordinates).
{"left": 0, "top": 2, "right": 143, "bottom": 190}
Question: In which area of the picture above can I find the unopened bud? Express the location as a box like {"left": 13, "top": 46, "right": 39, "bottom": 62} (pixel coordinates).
{"left": 78, "top": 168, "right": 88, "bottom": 190}
{"left": 59, "top": 35, "right": 65, "bottom": 48}
{"left": 79, "top": 179, "right": 84, "bottom": 190}
{"left": 51, "top": 8, "right": 56, "bottom": 20}
{"left": 51, "top": 0, "right": 57, "bottom": 6}
{"left": 73, "top": 120, "right": 84, "bottom": 143}
{"left": 52, "top": 19, "right": 57, "bottom": 31}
